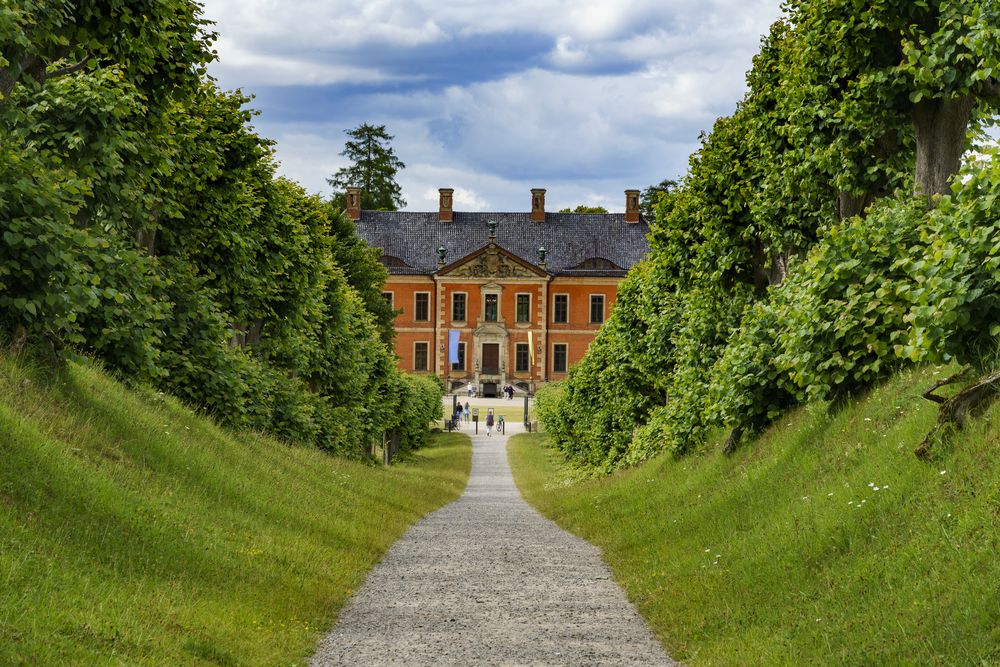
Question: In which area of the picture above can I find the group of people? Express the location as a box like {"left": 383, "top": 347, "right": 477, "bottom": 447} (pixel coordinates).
{"left": 450, "top": 402, "right": 504, "bottom": 436}
{"left": 501, "top": 384, "right": 516, "bottom": 400}
{"left": 452, "top": 402, "right": 471, "bottom": 428}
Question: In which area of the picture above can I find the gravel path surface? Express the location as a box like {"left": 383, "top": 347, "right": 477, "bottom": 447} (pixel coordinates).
{"left": 310, "top": 422, "right": 676, "bottom": 666}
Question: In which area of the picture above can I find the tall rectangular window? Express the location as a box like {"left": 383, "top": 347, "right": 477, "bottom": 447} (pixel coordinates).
{"left": 484, "top": 293, "right": 498, "bottom": 321}
{"left": 452, "top": 293, "right": 466, "bottom": 322}
{"left": 553, "top": 294, "right": 568, "bottom": 323}
{"left": 382, "top": 291, "right": 393, "bottom": 309}
{"left": 515, "top": 343, "right": 530, "bottom": 372}
{"left": 553, "top": 343, "right": 568, "bottom": 373}
{"left": 452, "top": 342, "right": 466, "bottom": 371}
{"left": 590, "top": 294, "right": 605, "bottom": 324}
{"left": 516, "top": 294, "right": 531, "bottom": 323}
{"left": 414, "top": 342, "right": 429, "bottom": 371}
{"left": 414, "top": 292, "right": 430, "bottom": 321}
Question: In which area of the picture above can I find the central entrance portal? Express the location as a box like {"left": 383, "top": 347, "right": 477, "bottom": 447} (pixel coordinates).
{"left": 482, "top": 343, "right": 500, "bottom": 374}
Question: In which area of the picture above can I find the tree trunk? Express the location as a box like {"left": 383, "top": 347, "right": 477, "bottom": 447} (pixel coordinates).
{"left": 916, "top": 368, "right": 1000, "bottom": 458}
{"left": 912, "top": 95, "right": 975, "bottom": 200}
{"left": 837, "top": 191, "right": 875, "bottom": 220}
{"left": 135, "top": 228, "right": 157, "bottom": 256}
{"left": 751, "top": 245, "right": 789, "bottom": 290}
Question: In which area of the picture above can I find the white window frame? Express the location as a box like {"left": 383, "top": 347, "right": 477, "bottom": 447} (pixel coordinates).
{"left": 589, "top": 293, "right": 606, "bottom": 324}
{"left": 414, "top": 291, "right": 431, "bottom": 322}
{"left": 413, "top": 340, "right": 430, "bottom": 371}
{"left": 451, "top": 291, "right": 468, "bottom": 323}
{"left": 515, "top": 292, "right": 532, "bottom": 324}
{"left": 451, "top": 341, "right": 466, "bottom": 371}
{"left": 552, "top": 342, "right": 568, "bottom": 373}
{"left": 553, "top": 293, "right": 569, "bottom": 324}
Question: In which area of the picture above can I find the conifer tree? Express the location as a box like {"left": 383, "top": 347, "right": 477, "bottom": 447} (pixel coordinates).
{"left": 327, "top": 123, "right": 406, "bottom": 210}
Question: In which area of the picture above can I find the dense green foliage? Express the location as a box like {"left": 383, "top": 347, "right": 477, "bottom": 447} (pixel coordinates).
{"left": 0, "top": 352, "right": 470, "bottom": 665}
{"left": 538, "top": 1, "right": 1000, "bottom": 469}
{"left": 513, "top": 364, "right": 1000, "bottom": 665}
{"left": 327, "top": 122, "right": 407, "bottom": 211}
{"left": 0, "top": 1, "right": 440, "bottom": 455}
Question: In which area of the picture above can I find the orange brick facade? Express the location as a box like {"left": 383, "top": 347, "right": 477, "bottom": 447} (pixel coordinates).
{"left": 384, "top": 263, "right": 620, "bottom": 395}
{"left": 352, "top": 187, "right": 649, "bottom": 396}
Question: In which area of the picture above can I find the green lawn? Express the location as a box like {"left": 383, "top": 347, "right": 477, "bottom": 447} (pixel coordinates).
{"left": 0, "top": 352, "right": 471, "bottom": 666}
{"left": 508, "top": 364, "right": 1000, "bottom": 666}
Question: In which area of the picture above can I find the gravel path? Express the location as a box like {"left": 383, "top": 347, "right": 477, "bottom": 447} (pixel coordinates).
{"left": 310, "top": 422, "right": 676, "bottom": 666}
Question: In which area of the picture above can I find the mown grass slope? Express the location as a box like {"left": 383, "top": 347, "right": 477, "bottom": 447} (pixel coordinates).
{"left": 509, "top": 364, "right": 1000, "bottom": 666}
{"left": 0, "top": 352, "right": 471, "bottom": 666}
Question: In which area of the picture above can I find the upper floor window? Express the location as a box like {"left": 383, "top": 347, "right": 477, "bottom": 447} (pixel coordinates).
{"left": 414, "top": 292, "right": 430, "bottom": 322}
{"left": 590, "top": 294, "right": 605, "bottom": 324}
{"left": 382, "top": 291, "right": 393, "bottom": 309}
{"left": 516, "top": 294, "right": 531, "bottom": 323}
{"left": 452, "top": 293, "right": 467, "bottom": 322}
{"left": 484, "top": 293, "right": 498, "bottom": 322}
{"left": 452, "top": 342, "right": 466, "bottom": 371}
{"left": 553, "top": 294, "right": 568, "bottom": 323}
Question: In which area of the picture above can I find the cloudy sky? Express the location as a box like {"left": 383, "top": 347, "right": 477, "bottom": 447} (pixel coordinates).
{"left": 200, "top": 0, "right": 785, "bottom": 212}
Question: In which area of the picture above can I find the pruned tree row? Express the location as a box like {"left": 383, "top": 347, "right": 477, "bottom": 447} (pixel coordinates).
{"left": 537, "top": 0, "right": 1000, "bottom": 470}
{"left": 0, "top": 1, "right": 442, "bottom": 454}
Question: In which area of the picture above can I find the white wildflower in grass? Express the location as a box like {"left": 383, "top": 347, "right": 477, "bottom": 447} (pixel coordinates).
{"left": 940, "top": 470, "right": 947, "bottom": 475}
{"left": 873, "top": 486, "right": 880, "bottom": 492}
{"left": 864, "top": 417, "right": 872, "bottom": 422}
{"left": 828, "top": 492, "right": 834, "bottom": 497}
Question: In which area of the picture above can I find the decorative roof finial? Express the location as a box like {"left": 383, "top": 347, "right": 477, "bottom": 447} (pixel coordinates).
{"left": 538, "top": 246, "right": 547, "bottom": 270}
{"left": 487, "top": 219, "right": 498, "bottom": 243}
{"left": 437, "top": 245, "right": 447, "bottom": 267}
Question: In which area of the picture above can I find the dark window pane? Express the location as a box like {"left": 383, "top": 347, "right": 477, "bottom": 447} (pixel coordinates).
{"left": 382, "top": 291, "right": 393, "bottom": 308}
{"left": 515, "top": 344, "right": 529, "bottom": 372}
{"left": 590, "top": 295, "right": 605, "bottom": 324}
{"left": 516, "top": 294, "right": 530, "bottom": 323}
{"left": 415, "top": 293, "right": 429, "bottom": 321}
{"left": 451, "top": 342, "right": 465, "bottom": 371}
{"left": 553, "top": 344, "right": 567, "bottom": 373}
{"left": 485, "top": 294, "right": 498, "bottom": 321}
{"left": 452, "top": 293, "right": 466, "bottom": 321}
{"left": 554, "top": 294, "right": 568, "bottom": 323}
{"left": 414, "top": 342, "right": 428, "bottom": 371}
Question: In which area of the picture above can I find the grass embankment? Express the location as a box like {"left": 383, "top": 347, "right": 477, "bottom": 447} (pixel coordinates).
{"left": 509, "top": 364, "right": 1000, "bottom": 665}
{"left": 0, "top": 352, "right": 471, "bottom": 666}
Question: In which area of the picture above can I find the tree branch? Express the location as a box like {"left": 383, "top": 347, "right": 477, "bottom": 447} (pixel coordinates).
{"left": 45, "top": 58, "right": 89, "bottom": 81}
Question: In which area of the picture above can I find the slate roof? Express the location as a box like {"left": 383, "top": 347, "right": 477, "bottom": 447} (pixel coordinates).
{"left": 354, "top": 211, "right": 651, "bottom": 276}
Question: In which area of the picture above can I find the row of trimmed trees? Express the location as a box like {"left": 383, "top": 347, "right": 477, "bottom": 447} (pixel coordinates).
{"left": 0, "top": 1, "right": 441, "bottom": 453}
{"left": 537, "top": 0, "right": 1000, "bottom": 470}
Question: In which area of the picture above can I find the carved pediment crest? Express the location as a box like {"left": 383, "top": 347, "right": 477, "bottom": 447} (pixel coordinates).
{"left": 447, "top": 246, "right": 538, "bottom": 278}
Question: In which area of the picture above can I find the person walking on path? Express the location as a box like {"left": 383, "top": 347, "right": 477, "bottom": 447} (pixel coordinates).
{"left": 485, "top": 409, "right": 494, "bottom": 436}
{"left": 463, "top": 402, "right": 470, "bottom": 422}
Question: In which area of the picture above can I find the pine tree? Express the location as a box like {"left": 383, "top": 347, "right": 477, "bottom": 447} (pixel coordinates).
{"left": 327, "top": 123, "right": 406, "bottom": 211}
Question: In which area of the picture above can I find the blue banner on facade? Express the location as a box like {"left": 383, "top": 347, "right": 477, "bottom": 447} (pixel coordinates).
{"left": 448, "top": 329, "right": 460, "bottom": 364}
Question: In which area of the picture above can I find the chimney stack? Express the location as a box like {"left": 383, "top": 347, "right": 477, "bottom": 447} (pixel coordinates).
{"left": 346, "top": 187, "right": 362, "bottom": 221}
{"left": 625, "top": 189, "right": 640, "bottom": 223}
{"left": 438, "top": 188, "right": 454, "bottom": 222}
{"left": 531, "top": 188, "right": 546, "bottom": 222}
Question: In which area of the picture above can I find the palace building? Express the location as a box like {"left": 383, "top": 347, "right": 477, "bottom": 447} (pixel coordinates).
{"left": 349, "top": 186, "right": 651, "bottom": 396}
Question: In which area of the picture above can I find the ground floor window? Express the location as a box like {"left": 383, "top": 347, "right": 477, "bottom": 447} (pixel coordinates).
{"left": 553, "top": 343, "right": 568, "bottom": 373}
{"left": 452, "top": 341, "right": 466, "bottom": 371}
{"left": 515, "top": 343, "right": 529, "bottom": 372}
{"left": 414, "top": 341, "right": 429, "bottom": 371}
